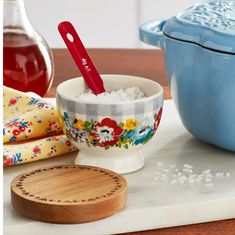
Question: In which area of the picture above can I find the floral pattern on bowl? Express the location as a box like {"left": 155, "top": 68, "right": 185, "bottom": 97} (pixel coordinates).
{"left": 62, "top": 107, "right": 162, "bottom": 149}
{"left": 56, "top": 74, "right": 164, "bottom": 174}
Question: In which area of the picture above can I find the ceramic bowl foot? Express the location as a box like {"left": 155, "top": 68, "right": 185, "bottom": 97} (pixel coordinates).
{"left": 74, "top": 150, "right": 145, "bottom": 174}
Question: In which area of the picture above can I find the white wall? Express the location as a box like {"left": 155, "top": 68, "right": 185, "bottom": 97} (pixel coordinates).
{"left": 25, "top": 0, "right": 199, "bottom": 48}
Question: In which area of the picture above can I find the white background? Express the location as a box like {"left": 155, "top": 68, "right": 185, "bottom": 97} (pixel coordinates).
{"left": 25, "top": 0, "right": 199, "bottom": 48}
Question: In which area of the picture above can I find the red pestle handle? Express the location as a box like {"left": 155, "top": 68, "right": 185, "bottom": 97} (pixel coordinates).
{"left": 58, "top": 21, "right": 105, "bottom": 95}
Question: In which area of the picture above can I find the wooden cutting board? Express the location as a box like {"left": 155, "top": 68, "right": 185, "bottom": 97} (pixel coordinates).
{"left": 11, "top": 165, "right": 127, "bottom": 224}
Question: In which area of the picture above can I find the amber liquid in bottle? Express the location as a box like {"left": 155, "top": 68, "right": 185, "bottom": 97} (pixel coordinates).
{"left": 3, "top": 32, "right": 53, "bottom": 97}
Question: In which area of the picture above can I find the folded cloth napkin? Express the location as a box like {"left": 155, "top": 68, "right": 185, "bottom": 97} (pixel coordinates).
{"left": 3, "top": 86, "right": 77, "bottom": 167}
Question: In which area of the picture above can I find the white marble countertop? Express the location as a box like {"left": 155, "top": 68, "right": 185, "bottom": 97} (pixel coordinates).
{"left": 4, "top": 100, "right": 235, "bottom": 235}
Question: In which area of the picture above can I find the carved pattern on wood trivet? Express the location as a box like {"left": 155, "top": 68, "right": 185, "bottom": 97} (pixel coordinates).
{"left": 15, "top": 165, "right": 123, "bottom": 204}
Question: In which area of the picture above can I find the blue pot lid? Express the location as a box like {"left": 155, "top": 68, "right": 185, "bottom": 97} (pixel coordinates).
{"left": 163, "top": 0, "right": 235, "bottom": 54}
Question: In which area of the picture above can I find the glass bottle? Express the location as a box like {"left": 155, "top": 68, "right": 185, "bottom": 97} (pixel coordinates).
{"left": 3, "top": 0, "right": 54, "bottom": 97}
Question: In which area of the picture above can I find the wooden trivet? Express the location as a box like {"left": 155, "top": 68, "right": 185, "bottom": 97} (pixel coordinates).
{"left": 11, "top": 165, "right": 127, "bottom": 224}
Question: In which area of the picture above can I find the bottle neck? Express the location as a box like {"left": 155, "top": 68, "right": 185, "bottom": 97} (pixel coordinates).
{"left": 4, "top": 0, "right": 32, "bottom": 34}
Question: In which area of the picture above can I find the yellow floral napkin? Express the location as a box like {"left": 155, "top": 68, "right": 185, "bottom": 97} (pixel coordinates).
{"left": 3, "top": 86, "right": 77, "bottom": 167}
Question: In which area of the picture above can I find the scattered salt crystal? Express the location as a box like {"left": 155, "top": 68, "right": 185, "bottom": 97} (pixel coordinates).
{"left": 183, "top": 168, "right": 193, "bottom": 173}
{"left": 205, "top": 178, "right": 212, "bottom": 182}
{"left": 202, "top": 169, "right": 211, "bottom": 174}
{"left": 153, "top": 161, "right": 230, "bottom": 187}
{"left": 157, "top": 162, "right": 164, "bottom": 167}
{"left": 205, "top": 183, "right": 214, "bottom": 187}
{"left": 198, "top": 174, "right": 204, "bottom": 180}
{"left": 184, "top": 164, "right": 193, "bottom": 169}
{"left": 190, "top": 174, "right": 197, "bottom": 178}
{"left": 216, "top": 172, "right": 224, "bottom": 178}
{"left": 77, "top": 86, "right": 145, "bottom": 103}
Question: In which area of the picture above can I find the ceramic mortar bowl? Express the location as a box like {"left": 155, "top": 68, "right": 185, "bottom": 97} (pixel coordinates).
{"left": 56, "top": 74, "right": 163, "bottom": 174}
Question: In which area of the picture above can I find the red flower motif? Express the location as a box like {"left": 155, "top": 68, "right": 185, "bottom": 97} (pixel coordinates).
{"left": 6, "top": 121, "right": 20, "bottom": 128}
{"left": 4, "top": 157, "right": 13, "bottom": 167}
{"left": 66, "top": 140, "right": 71, "bottom": 146}
{"left": 9, "top": 98, "right": 17, "bottom": 105}
{"left": 33, "top": 146, "right": 41, "bottom": 154}
{"left": 154, "top": 107, "right": 163, "bottom": 131}
{"left": 91, "top": 118, "right": 123, "bottom": 147}
{"left": 13, "top": 129, "right": 20, "bottom": 136}
{"left": 19, "top": 126, "right": 25, "bottom": 132}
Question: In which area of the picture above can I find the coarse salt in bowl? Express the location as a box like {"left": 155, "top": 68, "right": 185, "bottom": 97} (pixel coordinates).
{"left": 56, "top": 74, "right": 163, "bottom": 174}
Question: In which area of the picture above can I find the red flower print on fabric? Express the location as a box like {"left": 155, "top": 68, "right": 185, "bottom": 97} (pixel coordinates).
{"left": 19, "top": 126, "right": 25, "bottom": 132}
{"left": 33, "top": 146, "right": 41, "bottom": 154}
{"left": 91, "top": 118, "right": 123, "bottom": 147}
{"left": 12, "top": 129, "right": 20, "bottom": 136}
{"left": 5, "top": 120, "right": 20, "bottom": 128}
{"left": 66, "top": 140, "right": 71, "bottom": 146}
{"left": 9, "top": 98, "right": 17, "bottom": 105}
{"left": 3, "top": 157, "right": 13, "bottom": 167}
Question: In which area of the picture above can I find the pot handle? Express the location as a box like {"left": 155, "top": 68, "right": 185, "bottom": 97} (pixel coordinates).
{"left": 139, "top": 19, "right": 166, "bottom": 48}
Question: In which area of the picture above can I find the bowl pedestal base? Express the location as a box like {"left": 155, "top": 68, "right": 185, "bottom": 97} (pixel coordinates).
{"left": 74, "top": 150, "right": 145, "bottom": 174}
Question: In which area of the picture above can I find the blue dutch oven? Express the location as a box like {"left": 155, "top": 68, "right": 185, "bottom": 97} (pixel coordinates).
{"left": 139, "top": 0, "right": 235, "bottom": 151}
